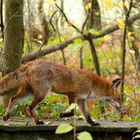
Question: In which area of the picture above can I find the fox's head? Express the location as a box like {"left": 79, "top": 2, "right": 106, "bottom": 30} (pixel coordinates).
{"left": 107, "top": 78, "right": 125, "bottom": 113}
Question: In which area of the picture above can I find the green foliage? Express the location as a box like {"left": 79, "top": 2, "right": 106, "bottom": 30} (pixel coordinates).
{"left": 67, "top": 39, "right": 83, "bottom": 52}
{"left": 36, "top": 100, "right": 66, "bottom": 118}
{"left": 48, "top": 36, "right": 62, "bottom": 46}
{"left": 132, "top": 129, "right": 140, "bottom": 140}
{"left": 11, "top": 97, "right": 32, "bottom": 116}
{"left": 88, "top": 29, "right": 99, "bottom": 35}
{"left": 23, "top": 40, "right": 28, "bottom": 55}
{"left": 55, "top": 124, "right": 73, "bottom": 134}
{"left": 124, "top": 85, "right": 133, "bottom": 94}
{"left": 0, "top": 94, "right": 67, "bottom": 118}
{"left": 12, "top": 105, "right": 25, "bottom": 116}
{"left": 55, "top": 124, "right": 93, "bottom": 140}
{"left": 0, "top": 41, "right": 3, "bottom": 49}
{"left": 0, "top": 106, "right": 5, "bottom": 116}
{"left": 65, "top": 103, "right": 77, "bottom": 113}
{"left": 134, "top": 114, "right": 140, "bottom": 122}
{"left": 132, "top": 135, "right": 140, "bottom": 140}
{"left": 77, "top": 131, "right": 93, "bottom": 140}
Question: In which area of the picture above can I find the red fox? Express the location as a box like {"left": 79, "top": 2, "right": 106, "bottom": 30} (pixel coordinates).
{"left": 0, "top": 59, "right": 124, "bottom": 126}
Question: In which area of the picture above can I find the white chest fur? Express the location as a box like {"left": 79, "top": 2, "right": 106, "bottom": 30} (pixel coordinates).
{"left": 81, "top": 92, "right": 108, "bottom": 101}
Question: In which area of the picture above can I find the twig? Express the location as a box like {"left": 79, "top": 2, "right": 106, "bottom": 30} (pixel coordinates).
{"left": 121, "top": 0, "right": 133, "bottom": 103}
{"left": 121, "top": 92, "right": 140, "bottom": 105}
{"left": 79, "top": 46, "right": 83, "bottom": 69}
{"left": 81, "top": 14, "right": 89, "bottom": 34}
{"left": 22, "top": 36, "right": 79, "bottom": 63}
{"left": 61, "top": 49, "right": 66, "bottom": 65}
{"left": 56, "top": 15, "right": 67, "bottom": 65}
{"left": 85, "top": 33, "right": 101, "bottom": 76}
{"left": 49, "top": 11, "right": 57, "bottom": 32}
{"left": 90, "top": 12, "right": 140, "bottom": 39}
{"left": 55, "top": 2, "right": 81, "bottom": 34}
{"left": 38, "top": 32, "right": 53, "bottom": 59}
{"left": 73, "top": 107, "right": 76, "bottom": 140}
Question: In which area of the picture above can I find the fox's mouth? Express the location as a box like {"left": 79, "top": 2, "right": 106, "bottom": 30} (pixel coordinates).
{"left": 107, "top": 98, "right": 125, "bottom": 113}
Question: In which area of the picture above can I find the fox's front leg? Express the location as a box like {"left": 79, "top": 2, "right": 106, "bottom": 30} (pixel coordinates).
{"left": 77, "top": 98, "right": 100, "bottom": 126}
{"left": 59, "top": 94, "right": 75, "bottom": 118}
{"left": 3, "top": 85, "right": 26, "bottom": 121}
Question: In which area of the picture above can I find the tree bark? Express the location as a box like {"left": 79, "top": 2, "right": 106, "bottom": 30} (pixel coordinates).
{"left": 2, "top": 0, "right": 24, "bottom": 106}
{"left": 89, "top": 0, "right": 101, "bottom": 29}
{"left": 38, "top": 0, "right": 50, "bottom": 44}
{"left": 87, "top": 35, "right": 100, "bottom": 76}
{"left": 0, "top": 0, "right": 4, "bottom": 39}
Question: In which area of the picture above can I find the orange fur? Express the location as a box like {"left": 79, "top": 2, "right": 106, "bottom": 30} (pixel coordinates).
{"left": 0, "top": 59, "right": 122, "bottom": 126}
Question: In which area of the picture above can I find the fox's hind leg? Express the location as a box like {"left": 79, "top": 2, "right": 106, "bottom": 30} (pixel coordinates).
{"left": 26, "top": 84, "right": 51, "bottom": 125}
{"left": 59, "top": 94, "right": 75, "bottom": 118}
{"left": 3, "top": 84, "right": 27, "bottom": 121}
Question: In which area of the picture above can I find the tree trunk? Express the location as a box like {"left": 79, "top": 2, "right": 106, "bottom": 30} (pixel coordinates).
{"left": 83, "top": 0, "right": 101, "bottom": 30}
{"left": 2, "top": 0, "right": 24, "bottom": 106}
{"left": 38, "top": 0, "right": 50, "bottom": 44}
{"left": 60, "top": 0, "right": 64, "bottom": 27}
{"left": 0, "top": 0, "right": 4, "bottom": 39}
{"left": 89, "top": 0, "right": 101, "bottom": 29}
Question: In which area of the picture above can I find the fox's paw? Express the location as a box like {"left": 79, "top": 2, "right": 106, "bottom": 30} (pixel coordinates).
{"left": 35, "top": 120, "right": 44, "bottom": 125}
{"left": 92, "top": 122, "right": 100, "bottom": 126}
{"left": 3, "top": 113, "right": 10, "bottom": 121}
{"left": 87, "top": 120, "right": 100, "bottom": 126}
{"left": 59, "top": 112, "right": 74, "bottom": 118}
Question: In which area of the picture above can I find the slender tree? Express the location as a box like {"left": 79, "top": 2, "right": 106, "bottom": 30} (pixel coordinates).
{"left": 38, "top": 0, "right": 50, "bottom": 44}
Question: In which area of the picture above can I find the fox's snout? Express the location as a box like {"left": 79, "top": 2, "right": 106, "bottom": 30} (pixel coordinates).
{"left": 108, "top": 98, "right": 126, "bottom": 113}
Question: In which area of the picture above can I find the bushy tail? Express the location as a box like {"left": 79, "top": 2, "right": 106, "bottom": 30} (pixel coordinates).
{"left": 0, "top": 72, "right": 19, "bottom": 95}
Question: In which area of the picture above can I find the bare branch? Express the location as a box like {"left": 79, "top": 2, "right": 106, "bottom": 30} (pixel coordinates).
{"left": 49, "top": 11, "right": 57, "bottom": 32}
{"left": 22, "top": 12, "right": 140, "bottom": 63}
{"left": 81, "top": 14, "right": 89, "bottom": 34}
{"left": 91, "top": 12, "right": 140, "bottom": 39}
{"left": 22, "top": 36, "right": 79, "bottom": 63}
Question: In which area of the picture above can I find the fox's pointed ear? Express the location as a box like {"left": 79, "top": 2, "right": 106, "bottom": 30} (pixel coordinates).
{"left": 112, "top": 78, "right": 122, "bottom": 89}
